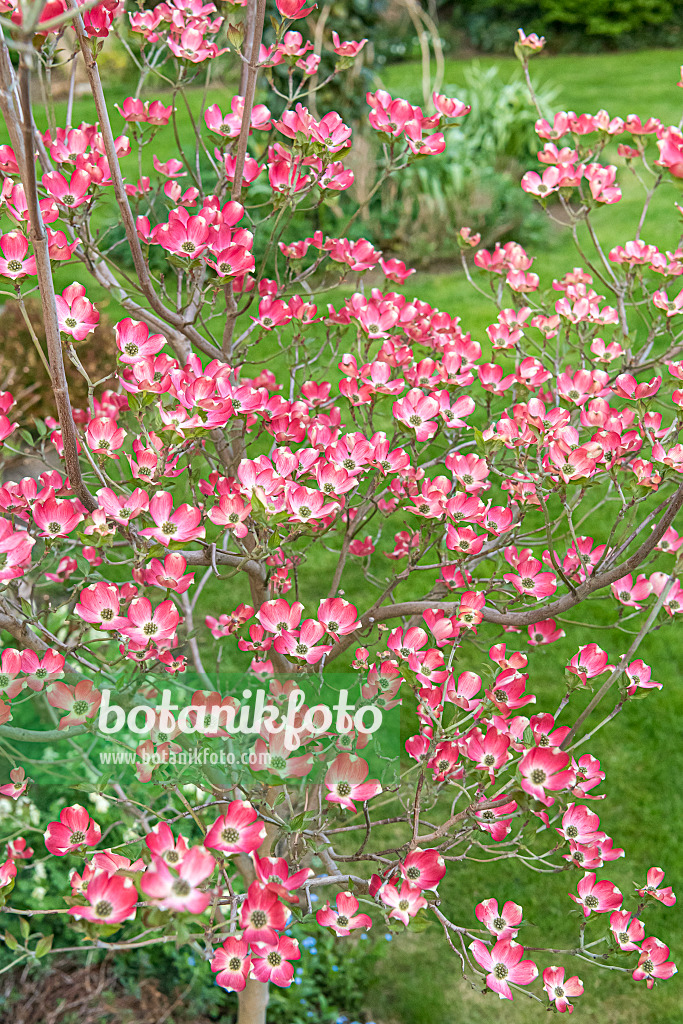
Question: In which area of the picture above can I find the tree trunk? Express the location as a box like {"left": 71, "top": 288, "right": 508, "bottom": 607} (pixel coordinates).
{"left": 237, "top": 979, "right": 270, "bottom": 1024}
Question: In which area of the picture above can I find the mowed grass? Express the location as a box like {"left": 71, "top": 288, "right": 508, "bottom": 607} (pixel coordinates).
{"left": 358, "top": 49, "right": 683, "bottom": 1024}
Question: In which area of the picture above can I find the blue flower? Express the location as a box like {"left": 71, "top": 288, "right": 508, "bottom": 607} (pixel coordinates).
{"left": 187, "top": 955, "right": 196, "bottom": 966}
{"left": 384, "top": 932, "right": 393, "bottom": 941}
{"left": 359, "top": 933, "right": 368, "bottom": 940}
{"left": 302, "top": 935, "right": 317, "bottom": 948}
{"left": 296, "top": 967, "right": 304, "bottom": 975}
{"left": 332, "top": 964, "right": 339, "bottom": 972}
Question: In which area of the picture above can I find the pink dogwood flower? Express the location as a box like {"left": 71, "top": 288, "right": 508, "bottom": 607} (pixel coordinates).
{"left": 204, "top": 800, "right": 267, "bottom": 855}
{"left": 324, "top": 752, "right": 382, "bottom": 810}
{"left": 47, "top": 678, "right": 101, "bottom": 729}
{"left": 240, "top": 881, "right": 288, "bottom": 943}
{"left": 211, "top": 936, "right": 251, "bottom": 992}
{"left": 519, "top": 746, "right": 575, "bottom": 806}
{"left": 250, "top": 934, "right": 301, "bottom": 987}
{"left": 138, "top": 491, "right": 205, "bottom": 546}
{"left": 636, "top": 866, "right": 676, "bottom": 906}
{"left": 44, "top": 804, "right": 101, "bottom": 856}
{"left": 119, "top": 598, "right": 179, "bottom": 645}
{"left": 475, "top": 898, "right": 523, "bottom": 940}
{"left": 140, "top": 846, "right": 215, "bottom": 913}
{"left": 569, "top": 871, "right": 622, "bottom": 917}
{"left": 0, "top": 766, "right": 28, "bottom": 799}
{"left": 632, "top": 937, "right": 677, "bottom": 988}
{"left": 316, "top": 890, "right": 372, "bottom": 935}
{"left": 0, "top": 231, "right": 36, "bottom": 279}
{"left": 68, "top": 871, "right": 138, "bottom": 925}
{"left": 56, "top": 283, "right": 100, "bottom": 340}
{"left": 469, "top": 938, "right": 538, "bottom": 1000}
{"left": 542, "top": 965, "right": 584, "bottom": 1013}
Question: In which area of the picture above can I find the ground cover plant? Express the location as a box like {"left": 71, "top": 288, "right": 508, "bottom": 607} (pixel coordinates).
{"left": 0, "top": 5, "right": 681, "bottom": 1024}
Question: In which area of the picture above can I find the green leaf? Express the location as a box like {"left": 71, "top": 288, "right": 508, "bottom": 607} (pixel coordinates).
{"left": 3, "top": 930, "right": 19, "bottom": 951}
{"left": 19, "top": 429, "right": 34, "bottom": 447}
{"left": 19, "top": 916, "right": 30, "bottom": 940}
{"left": 34, "top": 934, "right": 53, "bottom": 958}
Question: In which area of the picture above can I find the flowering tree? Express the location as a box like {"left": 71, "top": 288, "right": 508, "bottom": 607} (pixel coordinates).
{"left": 0, "top": 5, "right": 680, "bottom": 1022}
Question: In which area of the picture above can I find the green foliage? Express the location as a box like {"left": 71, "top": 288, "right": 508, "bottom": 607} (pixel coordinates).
{"left": 373, "top": 64, "right": 556, "bottom": 265}
{"left": 449, "top": 0, "right": 683, "bottom": 51}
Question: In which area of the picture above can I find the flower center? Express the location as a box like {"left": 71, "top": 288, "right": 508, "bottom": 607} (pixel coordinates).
{"left": 336, "top": 914, "right": 349, "bottom": 927}
{"left": 72, "top": 700, "right": 90, "bottom": 715}
{"left": 6, "top": 259, "right": 22, "bottom": 272}
{"left": 530, "top": 768, "right": 546, "bottom": 785}
{"left": 493, "top": 963, "right": 509, "bottom": 980}
{"left": 64, "top": 317, "right": 78, "bottom": 328}
{"left": 228, "top": 956, "right": 242, "bottom": 971}
{"left": 161, "top": 521, "right": 178, "bottom": 535}
{"left": 336, "top": 780, "right": 352, "bottom": 797}
{"left": 250, "top": 909, "right": 268, "bottom": 928}
{"left": 266, "top": 951, "right": 282, "bottom": 967}
{"left": 584, "top": 894, "right": 599, "bottom": 908}
{"left": 70, "top": 831, "right": 86, "bottom": 844}
{"left": 221, "top": 827, "right": 240, "bottom": 844}
{"left": 172, "top": 879, "right": 191, "bottom": 896}
{"left": 94, "top": 899, "right": 113, "bottom": 917}
{"left": 492, "top": 916, "right": 506, "bottom": 931}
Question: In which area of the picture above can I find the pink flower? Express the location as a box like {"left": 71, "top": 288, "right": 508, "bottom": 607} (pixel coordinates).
{"left": 253, "top": 854, "right": 313, "bottom": 901}
{"left": 331, "top": 31, "right": 367, "bottom": 57}
{"left": 119, "top": 598, "right": 179, "bottom": 646}
{"left": 75, "top": 581, "right": 125, "bottom": 629}
{"left": 276, "top": 0, "right": 316, "bottom": 20}
{"left": 624, "top": 659, "right": 660, "bottom": 695}
{"left": 557, "top": 803, "right": 605, "bottom": 845}
{"left": 98, "top": 486, "right": 149, "bottom": 525}
{"left": 140, "top": 845, "right": 215, "bottom": 913}
{"left": 145, "top": 822, "right": 189, "bottom": 866}
{"left": 569, "top": 871, "right": 622, "bottom": 917}
{"left": 632, "top": 936, "right": 677, "bottom": 988}
{"left": 42, "top": 168, "right": 91, "bottom": 209}
{"left": 0, "top": 232, "right": 36, "bottom": 279}
{"left": 208, "top": 494, "right": 251, "bottom": 538}
{"left": 204, "top": 800, "right": 267, "bottom": 855}
{"left": 519, "top": 746, "right": 575, "bottom": 806}
{"left": 240, "top": 881, "right": 287, "bottom": 943}
{"left": 56, "top": 283, "right": 99, "bottom": 340}
{"left": 316, "top": 890, "right": 372, "bottom": 935}
{"left": 0, "top": 766, "right": 28, "bottom": 799}
{"left": 0, "top": 857, "right": 16, "bottom": 889}
{"left": 211, "top": 936, "right": 251, "bottom": 992}
{"left": 613, "top": 373, "right": 661, "bottom": 400}
{"left": 250, "top": 934, "right": 301, "bottom": 987}
{"left": 86, "top": 417, "right": 126, "bottom": 459}
{"left": 379, "top": 880, "right": 427, "bottom": 924}
{"left": 475, "top": 898, "right": 523, "bottom": 940}
{"left": 504, "top": 558, "right": 557, "bottom": 600}
{"left": 469, "top": 938, "right": 538, "bottom": 1000}
{"left": 656, "top": 126, "right": 683, "bottom": 177}
{"left": 138, "top": 491, "right": 205, "bottom": 546}
{"left": 393, "top": 388, "right": 440, "bottom": 442}
{"left": 274, "top": 619, "right": 333, "bottom": 664}
{"left": 68, "top": 871, "right": 138, "bottom": 925}
{"left": 399, "top": 848, "right": 446, "bottom": 890}
{"left": 0, "top": 647, "right": 23, "bottom": 699}
{"left": 20, "top": 647, "right": 64, "bottom": 691}
{"left": 115, "top": 318, "right": 167, "bottom": 363}
{"left": 567, "top": 643, "right": 612, "bottom": 685}
{"left": 324, "top": 752, "right": 382, "bottom": 811}
{"left": 47, "top": 678, "right": 101, "bottom": 729}
{"left": 145, "top": 552, "right": 195, "bottom": 594}
{"left": 637, "top": 866, "right": 676, "bottom": 906}
{"left": 316, "top": 598, "right": 360, "bottom": 640}
{"left": 258, "top": 598, "right": 304, "bottom": 635}
{"left": 610, "top": 910, "right": 644, "bottom": 951}
{"left": 542, "top": 966, "right": 583, "bottom": 1013}
{"left": 32, "top": 496, "right": 83, "bottom": 538}
{"left": 44, "top": 804, "right": 101, "bottom": 856}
